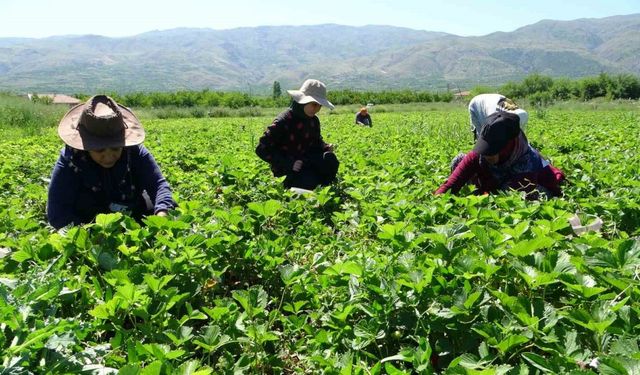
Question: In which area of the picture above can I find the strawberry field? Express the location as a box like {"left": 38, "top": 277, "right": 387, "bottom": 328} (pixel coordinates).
{"left": 1, "top": 108, "right": 639, "bottom": 374}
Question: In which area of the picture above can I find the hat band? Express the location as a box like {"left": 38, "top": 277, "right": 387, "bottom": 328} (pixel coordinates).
{"left": 77, "top": 117, "right": 127, "bottom": 137}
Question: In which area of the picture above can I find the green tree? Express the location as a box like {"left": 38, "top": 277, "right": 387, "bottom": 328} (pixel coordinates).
{"left": 500, "top": 81, "right": 526, "bottom": 99}
{"left": 272, "top": 81, "right": 282, "bottom": 99}
{"left": 550, "top": 78, "right": 579, "bottom": 100}
{"left": 521, "top": 73, "right": 554, "bottom": 96}
{"left": 579, "top": 76, "right": 606, "bottom": 100}
{"left": 613, "top": 74, "right": 640, "bottom": 99}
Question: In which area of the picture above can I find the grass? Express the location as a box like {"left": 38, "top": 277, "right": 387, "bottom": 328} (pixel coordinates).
{"left": 0, "top": 93, "right": 69, "bottom": 139}
{"left": 1, "top": 91, "right": 637, "bottom": 139}
{"left": 1, "top": 105, "right": 640, "bottom": 372}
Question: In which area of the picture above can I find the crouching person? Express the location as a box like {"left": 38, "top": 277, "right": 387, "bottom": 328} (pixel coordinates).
{"left": 47, "top": 95, "right": 176, "bottom": 229}
{"left": 435, "top": 112, "right": 565, "bottom": 199}
{"left": 256, "top": 79, "right": 339, "bottom": 190}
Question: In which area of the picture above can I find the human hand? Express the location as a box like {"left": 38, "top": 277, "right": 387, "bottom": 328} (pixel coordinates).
{"left": 325, "top": 144, "right": 335, "bottom": 152}
{"left": 156, "top": 211, "right": 168, "bottom": 217}
{"left": 293, "top": 160, "right": 303, "bottom": 172}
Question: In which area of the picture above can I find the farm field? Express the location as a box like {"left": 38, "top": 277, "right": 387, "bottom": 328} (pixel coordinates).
{"left": 1, "top": 108, "right": 640, "bottom": 373}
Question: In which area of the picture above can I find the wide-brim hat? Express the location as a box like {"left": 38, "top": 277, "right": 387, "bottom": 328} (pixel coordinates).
{"left": 58, "top": 95, "right": 145, "bottom": 151}
{"left": 287, "top": 79, "right": 335, "bottom": 110}
{"left": 473, "top": 111, "right": 521, "bottom": 155}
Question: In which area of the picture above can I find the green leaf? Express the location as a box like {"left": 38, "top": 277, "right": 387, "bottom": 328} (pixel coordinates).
{"left": 118, "top": 243, "right": 139, "bottom": 256}
{"left": 118, "top": 364, "right": 141, "bottom": 375}
{"left": 508, "top": 236, "right": 555, "bottom": 257}
{"left": 8, "top": 320, "right": 71, "bottom": 354}
{"left": 598, "top": 357, "right": 632, "bottom": 375}
{"left": 324, "top": 261, "right": 363, "bottom": 276}
{"left": 10, "top": 250, "right": 32, "bottom": 262}
{"left": 89, "top": 297, "right": 122, "bottom": 319}
{"left": 494, "top": 334, "right": 530, "bottom": 353}
{"left": 381, "top": 353, "right": 412, "bottom": 364}
{"left": 522, "top": 352, "right": 555, "bottom": 373}
{"left": 140, "top": 361, "right": 163, "bottom": 375}
{"left": 45, "top": 332, "right": 75, "bottom": 350}
{"left": 464, "top": 291, "right": 482, "bottom": 309}
{"left": 517, "top": 266, "right": 559, "bottom": 288}
{"left": 232, "top": 287, "right": 268, "bottom": 317}
{"left": 279, "top": 264, "right": 303, "bottom": 285}
{"left": 384, "top": 362, "right": 410, "bottom": 375}
{"left": 247, "top": 199, "right": 281, "bottom": 217}
{"left": 176, "top": 360, "right": 212, "bottom": 375}
{"left": 30, "top": 281, "right": 62, "bottom": 301}
{"left": 95, "top": 213, "right": 123, "bottom": 228}
{"left": 98, "top": 251, "right": 118, "bottom": 270}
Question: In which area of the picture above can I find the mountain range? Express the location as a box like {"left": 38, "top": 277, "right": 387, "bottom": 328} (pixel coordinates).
{"left": 1, "top": 13, "right": 638, "bottom": 93}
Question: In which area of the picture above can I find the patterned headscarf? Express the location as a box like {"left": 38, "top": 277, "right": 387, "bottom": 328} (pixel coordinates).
{"left": 482, "top": 133, "right": 545, "bottom": 187}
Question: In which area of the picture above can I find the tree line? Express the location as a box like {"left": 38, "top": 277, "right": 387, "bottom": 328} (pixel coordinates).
{"left": 497, "top": 73, "right": 640, "bottom": 106}
{"left": 75, "top": 73, "right": 640, "bottom": 109}
{"left": 79, "top": 86, "right": 454, "bottom": 109}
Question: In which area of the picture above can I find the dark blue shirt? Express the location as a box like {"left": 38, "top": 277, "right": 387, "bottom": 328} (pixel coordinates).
{"left": 355, "top": 112, "right": 372, "bottom": 126}
{"left": 47, "top": 145, "right": 176, "bottom": 229}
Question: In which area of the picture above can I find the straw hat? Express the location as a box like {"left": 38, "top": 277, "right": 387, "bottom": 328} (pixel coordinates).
{"left": 287, "top": 79, "right": 335, "bottom": 110}
{"left": 57, "top": 95, "right": 145, "bottom": 150}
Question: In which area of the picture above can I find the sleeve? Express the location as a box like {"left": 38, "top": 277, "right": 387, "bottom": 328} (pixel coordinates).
{"left": 47, "top": 152, "right": 82, "bottom": 229}
{"left": 316, "top": 119, "right": 331, "bottom": 152}
{"left": 435, "top": 151, "right": 481, "bottom": 195}
{"left": 133, "top": 146, "right": 176, "bottom": 213}
{"left": 538, "top": 165, "right": 566, "bottom": 197}
{"left": 367, "top": 114, "right": 372, "bottom": 126}
{"left": 255, "top": 119, "right": 295, "bottom": 173}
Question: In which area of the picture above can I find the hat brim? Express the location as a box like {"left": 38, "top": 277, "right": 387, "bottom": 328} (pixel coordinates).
{"left": 57, "top": 103, "right": 145, "bottom": 150}
{"left": 473, "top": 137, "right": 503, "bottom": 156}
{"left": 287, "top": 89, "right": 335, "bottom": 110}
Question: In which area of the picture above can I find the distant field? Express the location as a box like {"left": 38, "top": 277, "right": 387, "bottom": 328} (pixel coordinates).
{"left": 1, "top": 108, "right": 639, "bottom": 373}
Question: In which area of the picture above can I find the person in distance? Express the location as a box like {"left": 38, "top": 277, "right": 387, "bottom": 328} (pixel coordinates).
{"left": 435, "top": 111, "right": 565, "bottom": 199}
{"left": 256, "top": 79, "right": 339, "bottom": 190}
{"left": 47, "top": 95, "right": 176, "bottom": 229}
{"left": 355, "top": 106, "right": 372, "bottom": 127}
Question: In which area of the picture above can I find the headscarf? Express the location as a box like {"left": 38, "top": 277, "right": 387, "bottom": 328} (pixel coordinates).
{"left": 290, "top": 100, "right": 311, "bottom": 120}
{"left": 481, "top": 133, "right": 545, "bottom": 186}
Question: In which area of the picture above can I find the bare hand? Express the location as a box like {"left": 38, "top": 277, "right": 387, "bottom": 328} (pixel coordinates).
{"left": 156, "top": 211, "right": 168, "bottom": 217}
{"left": 293, "top": 160, "right": 303, "bottom": 172}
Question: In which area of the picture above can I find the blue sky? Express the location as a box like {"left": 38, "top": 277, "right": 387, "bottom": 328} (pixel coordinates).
{"left": 1, "top": 0, "right": 638, "bottom": 38}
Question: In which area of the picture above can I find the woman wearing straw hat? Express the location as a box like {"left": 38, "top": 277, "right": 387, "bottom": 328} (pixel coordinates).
{"left": 47, "top": 95, "right": 176, "bottom": 229}
{"left": 256, "top": 79, "right": 339, "bottom": 190}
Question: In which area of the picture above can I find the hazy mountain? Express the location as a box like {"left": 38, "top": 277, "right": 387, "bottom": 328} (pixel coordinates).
{"left": 0, "top": 14, "right": 638, "bottom": 93}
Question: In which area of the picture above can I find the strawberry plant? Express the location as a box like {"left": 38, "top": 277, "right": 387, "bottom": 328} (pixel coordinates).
{"left": 1, "top": 108, "right": 639, "bottom": 373}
